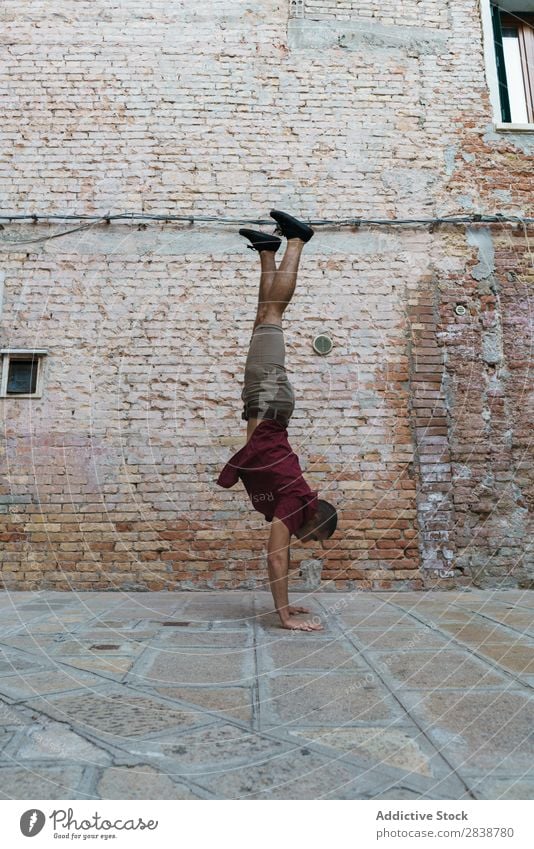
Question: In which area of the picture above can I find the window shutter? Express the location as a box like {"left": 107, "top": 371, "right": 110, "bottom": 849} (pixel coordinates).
{"left": 519, "top": 19, "right": 534, "bottom": 123}
{"left": 490, "top": 3, "right": 512, "bottom": 122}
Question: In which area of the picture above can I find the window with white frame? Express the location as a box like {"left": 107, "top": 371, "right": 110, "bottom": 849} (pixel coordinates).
{"left": 0, "top": 350, "right": 47, "bottom": 398}
{"left": 490, "top": 3, "right": 534, "bottom": 123}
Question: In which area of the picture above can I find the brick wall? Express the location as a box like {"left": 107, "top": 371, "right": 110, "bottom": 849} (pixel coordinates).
{"left": 0, "top": 1, "right": 532, "bottom": 590}
{"left": 298, "top": 2, "right": 447, "bottom": 26}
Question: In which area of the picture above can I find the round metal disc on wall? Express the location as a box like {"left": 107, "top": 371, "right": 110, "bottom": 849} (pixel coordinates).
{"left": 312, "top": 334, "right": 333, "bottom": 355}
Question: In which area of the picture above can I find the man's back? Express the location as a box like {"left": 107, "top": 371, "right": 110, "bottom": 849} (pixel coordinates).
{"left": 217, "top": 418, "right": 318, "bottom": 535}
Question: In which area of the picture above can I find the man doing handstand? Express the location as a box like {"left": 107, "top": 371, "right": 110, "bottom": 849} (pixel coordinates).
{"left": 216, "top": 210, "right": 338, "bottom": 632}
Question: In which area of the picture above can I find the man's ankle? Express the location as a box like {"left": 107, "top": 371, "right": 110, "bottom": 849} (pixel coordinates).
{"left": 277, "top": 605, "right": 290, "bottom": 624}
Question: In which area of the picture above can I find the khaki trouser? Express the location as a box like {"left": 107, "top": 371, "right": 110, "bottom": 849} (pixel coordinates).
{"left": 241, "top": 323, "right": 296, "bottom": 423}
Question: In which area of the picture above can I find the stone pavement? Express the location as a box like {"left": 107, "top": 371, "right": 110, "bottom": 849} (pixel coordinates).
{"left": 0, "top": 589, "right": 533, "bottom": 800}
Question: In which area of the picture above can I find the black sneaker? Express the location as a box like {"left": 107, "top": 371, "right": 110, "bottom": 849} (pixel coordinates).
{"left": 269, "top": 209, "right": 314, "bottom": 243}
{"left": 239, "top": 228, "right": 282, "bottom": 253}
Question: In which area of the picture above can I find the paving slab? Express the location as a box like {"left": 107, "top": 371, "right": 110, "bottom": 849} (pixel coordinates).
{"left": 368, "top": 649, "right": 510, "bottom": 689}
{"left": 354, "top": 628, "right": 452, "bottom": 651}
{"left": 0, "top": 698, "right": 34, "bottom": 727}
{"left": 0, "top": 729, "right": 13, "bottom": 751}
{"left": 154, "top": 630, "right": 250, "bottom": 648}
{"left": 260, "top": 637, "right": 367, "bottom": 673}
{"left": 262, "top": 672, "right": 403, "bottom": 727}
{"left": 438, "top": 622, "right": 517, "bottom": 643}
{"left": 130, "top": 722, "right": 287, "bottom": 770}
{"left": 467, "top": 774, "right": 534, "bottom": 800}
{"left": 0, "top": 667, "right": 105, "bottom": 700}
{"left": 191, "top": 747, "right": 386, "bottom": 800}
{"left": 14, "top": 720, "right": 112, "bottom": 765}
{"left": 0, "top": 655, "right": 45, "bottom": 676}
{"left": 25, "top": 690, "right": 207, "bottom": 740}
{"left": 68, "top": 628, "right": 157, "bottom": 640}
{"left": 472, "top": 643, "right": 534, "bottom": 675}
{"left": 138, "top": 648, "right": 255, "bottom": 687}
{"left": 92, "top": 619, "right": 151, "bottom": 629}
{"left": 364, "top": 781, "right": 469, "bottom": 800}
{"left": 0, "top": 765, "right": 85, "bottom": 799}
{"left": 289, "top": 727, "right": 435, "bottom": 777}
{"left": 506, "top": 598, "right": 534, "bottom": 610}
{"left": 152, "top": 686, "right": 253, "bottom": 722}
{"left": 402, "top": 689, "right": 534, "bottom": 773}
{"left": 421, "top": 610, "right": 484, "bottom": 625}
{"left": 339, "top": 611, "right": 417, "bottom": 628}
{"left": 445, "top": 601, "right": 523, "bottom": 612}
{"left": 3, "top": 635, "right": 59, "bottom": 653}
{"left": 4, "top": 621, "right": 77, "bottom": 635}
{"left": 50, "top": 638, "right": 146, "bottom": 658}
{"left": 57, "top": 655, "right": 136, "bottom": 677}
{"left": 481, "top": 613, "right": 534, "bottom": 636}
{"left": 185, "top": 592, "right": 254, "bottom": 604}
{"left": 98, "top": 612, "right": 177, "bottom": 624}
{"left": 95, "top": 765, "right": 201, "bottom": 799}
{"left": 194, "top": 618, "right": 252, "bottom": 631}
{"left": 184, "top": 596, "right": 255, "bottom": 625}
{"left": 417, "top": 615, "right": 468, "bottom": 627}
{"left": 140, "top": 620, "right": 213, "bottom": 631}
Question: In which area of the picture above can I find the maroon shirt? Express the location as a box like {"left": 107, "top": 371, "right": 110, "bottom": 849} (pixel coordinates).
{"left": 216, "top": 419, "right": 318, "bottom": 536}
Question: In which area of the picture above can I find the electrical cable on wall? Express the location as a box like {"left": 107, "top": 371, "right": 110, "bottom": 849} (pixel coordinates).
{"left": 0, "top": 210, "right": 532, "bottom": 247}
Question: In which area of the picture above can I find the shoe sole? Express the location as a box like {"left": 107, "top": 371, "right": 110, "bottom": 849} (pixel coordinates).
{"left": 239, "top": 229, "right": 281, "bottom": 252}
{"left": 269, "top": 209, "right": 314, "bottom": 242}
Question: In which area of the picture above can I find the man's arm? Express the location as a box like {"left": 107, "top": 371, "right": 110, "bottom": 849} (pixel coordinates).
{"left": 267, "top": 518, "right": 323, "bottom": 631}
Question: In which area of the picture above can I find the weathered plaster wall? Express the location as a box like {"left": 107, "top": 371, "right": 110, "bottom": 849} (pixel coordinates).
{"left": 0, "top": 0, "right": 532, "bottom": 590}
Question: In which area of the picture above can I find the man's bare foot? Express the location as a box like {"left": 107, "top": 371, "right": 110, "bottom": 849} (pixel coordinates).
{"left": 287, "top": 605, "right": 310, "bottom": 615}
{"left": 280, "top": 616, "right": 323, "bottom": 632}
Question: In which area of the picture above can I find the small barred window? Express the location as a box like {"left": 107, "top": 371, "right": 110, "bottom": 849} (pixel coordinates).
{"left": 0, "top": 350, "right": 47, "bottom": 398}
{"left": 289, "top": 1, "right": 305, "bottom": 18}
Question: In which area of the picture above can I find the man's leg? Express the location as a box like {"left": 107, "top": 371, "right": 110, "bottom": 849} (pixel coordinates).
{"left": 252, "top": 250, "right": 277, "bottom": 332}
{"left": 246, "top": 239, "right": 304, "bottom": 440}
{"left": 260, "top": 238, "right": 305, "bottom": 326}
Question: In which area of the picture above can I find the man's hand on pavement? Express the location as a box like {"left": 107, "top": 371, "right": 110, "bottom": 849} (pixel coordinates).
{"left": 280, "top": 616, "right": 324, "bottom": 632}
